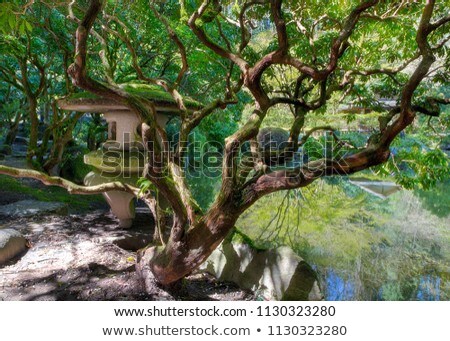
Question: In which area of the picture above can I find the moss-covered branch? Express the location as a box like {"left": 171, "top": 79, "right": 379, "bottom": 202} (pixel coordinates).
{"left": 0, "top": 165, "right": 139, "bottom": 196}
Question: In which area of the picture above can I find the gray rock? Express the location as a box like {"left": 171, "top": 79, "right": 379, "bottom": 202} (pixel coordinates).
{"left": 0, "top": 228, "right": 27, "bottom": 265}
{"left": 257, "top": 127, "right": 290, "bottom": 165}
{"left": 0, "top": 200, "right": 68, "bottom": 219}
{"left": 199, "top": 232, "right": 323, "bottom": 301}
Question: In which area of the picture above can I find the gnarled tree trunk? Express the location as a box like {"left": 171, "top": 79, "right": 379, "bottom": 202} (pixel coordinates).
{"left": 65, "top": 0, "right": 448, "bottom": 289}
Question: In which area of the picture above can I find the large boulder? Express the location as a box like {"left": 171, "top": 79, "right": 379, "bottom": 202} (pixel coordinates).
{"left": 199, "top": 231, "right": 323, "bottom": 301}
{"left": 0, "top": 228, "right": 28, "bottom": 265}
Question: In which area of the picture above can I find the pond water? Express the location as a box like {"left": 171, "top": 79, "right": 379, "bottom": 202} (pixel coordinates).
{"left": 322, "top": 268, "right": 444, "bottom": 301}
{"left": 187, "top": 167, "right": 449, "bottom": 301}
{"left": 236, "top": 178, "right": 450, "bottom": 301}
{"left": 416, "top": 275, "right": 442, "bottom": 301}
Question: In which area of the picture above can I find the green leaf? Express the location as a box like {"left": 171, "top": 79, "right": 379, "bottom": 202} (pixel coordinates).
{"left": 18, "top": 20, "right": 25, "bottom": 35}
{"left": 7, "top": 13, "right": 15, "bottom": 30}
{"left": 24, "top": 20, "right": 32, "bottom": 33}
{"left": 137, "top": 177, "right": 156, "bottom": 196}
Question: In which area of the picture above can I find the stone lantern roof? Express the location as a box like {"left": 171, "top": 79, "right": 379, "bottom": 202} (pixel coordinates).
{"left": 56, "top": 82, "right": 202, "bottom": 149}
{"left": 56, "top": 82, "right": 202, "bottom": 114}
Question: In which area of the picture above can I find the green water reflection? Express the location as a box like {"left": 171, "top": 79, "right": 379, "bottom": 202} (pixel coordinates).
{"left": 188, "top": 172, "right": 449, "bottom": 301}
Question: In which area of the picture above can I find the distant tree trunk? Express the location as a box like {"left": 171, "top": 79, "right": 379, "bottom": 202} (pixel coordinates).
{"left": 17, "top": 54, "right": 46, "bottom": 168}
{"left": 26, "top": 97, "right": 39, "bottom": 166}
{"left": 4, "top": 112, "right": 22, "bottom": 146}
{"left": 43, "top": 111, "right": 82, "bottom": 175}
{"left": 43, "top": 141, "right": 65, "bottom": 176}
{"left": 87, "top": 114, "right": 104, "bottom": 151}
{"left": 36, "top": 124, "right": 52, "bottom": 166}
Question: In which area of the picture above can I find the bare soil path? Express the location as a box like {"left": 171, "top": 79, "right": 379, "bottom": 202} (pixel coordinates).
{"left": 0, "top": 178, "right": 254, "bottom": 301}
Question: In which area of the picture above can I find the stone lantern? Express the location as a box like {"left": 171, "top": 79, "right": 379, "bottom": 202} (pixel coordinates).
{"left": 57, "top": 83, "right": 200, "bottom": 228}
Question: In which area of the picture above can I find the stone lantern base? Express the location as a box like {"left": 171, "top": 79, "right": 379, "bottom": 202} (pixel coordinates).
{"left": 84, "top": 171, "right": 137, "bottom": 228}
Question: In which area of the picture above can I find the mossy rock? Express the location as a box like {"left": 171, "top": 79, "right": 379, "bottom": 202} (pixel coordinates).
{"left": 199, "top": 229, "right": 323, "bottom": 301}
{"left": 257, "top": 127, "right": 290, "bottom": 165}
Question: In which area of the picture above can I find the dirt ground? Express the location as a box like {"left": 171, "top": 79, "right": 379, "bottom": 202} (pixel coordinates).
{"left": 0, "top": 182, "right": 254, "bottom": 301}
